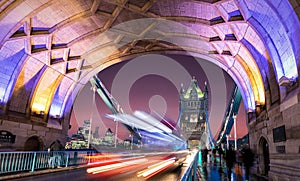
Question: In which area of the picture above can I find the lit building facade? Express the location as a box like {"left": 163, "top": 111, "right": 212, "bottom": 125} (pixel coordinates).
{"left": 82, "top": 120, "right": 91, "bottom": 141}
{"left": 178, "top": 78, "right": 211, "bottom": 148}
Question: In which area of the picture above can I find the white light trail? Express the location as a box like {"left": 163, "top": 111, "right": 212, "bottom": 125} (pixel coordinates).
{"left": 134, "top": 111, "right": 172, "bottom": 133}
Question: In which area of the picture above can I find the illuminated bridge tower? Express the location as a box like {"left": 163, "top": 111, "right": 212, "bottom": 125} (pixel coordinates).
{"left": 178, "top": 77, "right": 212, "bottom": 149}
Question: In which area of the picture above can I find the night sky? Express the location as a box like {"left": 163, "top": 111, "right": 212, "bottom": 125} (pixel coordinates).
{"left": 69, "top": 54, "right": 248, "bottom": 141}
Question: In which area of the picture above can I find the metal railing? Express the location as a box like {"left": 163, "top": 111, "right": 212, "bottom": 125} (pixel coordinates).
{"left": 1, "top": 149, "right": 200, "bottom": 180}
{"left": 0, "top": 150, "right": 97, "bottom": 175}
{"left": 180, "top": 151, "right": 199, "bottom": 181}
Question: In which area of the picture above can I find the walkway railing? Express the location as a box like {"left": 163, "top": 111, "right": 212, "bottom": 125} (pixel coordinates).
{"left": 180, "top": 150, "right": 199, "bottom": 181}
{"left": 0, "top": 149, "right": 97, "bottom": 175}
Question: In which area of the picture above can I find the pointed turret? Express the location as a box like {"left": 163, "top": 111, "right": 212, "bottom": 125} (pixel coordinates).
{"left": 180, "top": 83, "right": 185, "bottom": 99}
{"left": 183, "top": 76, "right": 204, "bottom": 99}
{"left": 204, "top": 81, "right": 208, "bottom": 99}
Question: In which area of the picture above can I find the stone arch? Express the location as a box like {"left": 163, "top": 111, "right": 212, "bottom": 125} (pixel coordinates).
{"left": 257, "top": 136, "right": 270, "bottom": 176}
{"left": 77, "top": 18, "right": 264, "bottom": 112}
{"left": 24, "top": 135, "right": 44, "bottom": 151}
{"left": 65, "top": 49, "right": 262, "bottom": 143}
{"left": 76, "top": 50, "right": 257, "bottom": 110}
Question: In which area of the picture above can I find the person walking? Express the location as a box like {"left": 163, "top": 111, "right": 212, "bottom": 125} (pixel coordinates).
{"left": 201, "top": 146, "right": 209, "bottom": 167}
{"left": 241, "top": 144, "right": 254, "bottom": 181}
{"left": 217, "top": 144, "right": 224, "bottom": 172}
{"left": 225, "top": 146, "right": 236, "bottom": 181}
{"left": 212, "top": 146, "right": 217, "bottom": 166}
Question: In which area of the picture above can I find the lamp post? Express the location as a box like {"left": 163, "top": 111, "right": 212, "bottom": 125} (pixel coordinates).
{"left": 114, "top": 104, "right": 120, "bottom": 148}
{"left": 233, "top": 113, "right": 237, "bottom": 150}
{"left": 88, "top": 85, "right": 97, "bottom": 149}
{"left": 129, "top": 134, "right": 133, "bottom": 150}
{"left": 226, "top": 134, "right": 231, "bottom": 149}
{"left": 114, "top": 119, "right": 118, "bottom": 148}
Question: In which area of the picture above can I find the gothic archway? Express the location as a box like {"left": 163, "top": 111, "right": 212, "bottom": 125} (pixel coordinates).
{"left": 258, "top": 137, "right": 270, "bottom": 176}
{"left": 24, "top": 136, "right": 44, "bottom": 151}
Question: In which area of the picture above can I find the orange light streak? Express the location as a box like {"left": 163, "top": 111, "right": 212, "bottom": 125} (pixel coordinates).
{"left": 87, "top": 156, "right": 144, "bottom": 166}
{"left": 137, "top": 157, "right": 175, "bottom": 179}
{"left": 87, "top": 158, "right": 148, "bottom": 174}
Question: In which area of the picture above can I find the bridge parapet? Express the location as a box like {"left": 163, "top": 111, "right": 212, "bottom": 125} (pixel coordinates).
{"left": 179, "top": 150, "right": 199, "bottom": 181}
{"left": 0, "top": 149, "right": 97, "bottom": 175}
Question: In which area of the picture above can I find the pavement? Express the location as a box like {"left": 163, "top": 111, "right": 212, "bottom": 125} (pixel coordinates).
{"left": 0, "top": 165, "right": 87, "bottom": 181}
{"left": 198, "top": 162, "right": 268, "bottom": 181}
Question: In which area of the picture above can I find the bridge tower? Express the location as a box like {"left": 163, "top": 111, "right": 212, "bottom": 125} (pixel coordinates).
{"left": 178, "top": 77, "right": 213, "bottom": 149}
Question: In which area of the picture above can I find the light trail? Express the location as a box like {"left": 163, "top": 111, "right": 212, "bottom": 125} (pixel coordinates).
{"left": 137, "top": 157, "right": 176, "bottom": 179}
{"left": 87, "top": 158, "right": 148, "bottom": 174}
{"left": 133, "top": 111, "right": 173, "bottom": 133}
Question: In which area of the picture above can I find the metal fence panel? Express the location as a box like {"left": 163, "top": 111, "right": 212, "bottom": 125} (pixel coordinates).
{"left": 0, "top": 150, "right": 96, "bottom": 175}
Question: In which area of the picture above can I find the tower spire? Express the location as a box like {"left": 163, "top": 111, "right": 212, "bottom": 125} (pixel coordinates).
{"left": 178, "top": 77, "right": 213, "bottom": 148}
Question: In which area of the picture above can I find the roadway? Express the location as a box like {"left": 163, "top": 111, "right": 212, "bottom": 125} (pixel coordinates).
{"left": 7, "top": 150, "right": 195, "bottom": 181}
{"left": 9, "top": 164, "right": 185, "bottom": 181}
{"left": 6, "top": 157, "right": 268, "bottom": 181}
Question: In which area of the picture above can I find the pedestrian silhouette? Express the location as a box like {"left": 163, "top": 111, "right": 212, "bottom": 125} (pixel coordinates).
{"left": 201, "top": 146, "right": 209, "bottom": 167}
{"left": 235, "top": 149, "right": 243, "bottom": 179}
{"left": 241, "top": 144, "right": 254, "bottom": 181}
{"left": 225, "top": 146, "right": 236, "bottom": 181}
{"left": 212, "top": 146, "right": 217, "bottom": 166}
{"left": 217, "top": 144, "right": 224, "bottom": 172}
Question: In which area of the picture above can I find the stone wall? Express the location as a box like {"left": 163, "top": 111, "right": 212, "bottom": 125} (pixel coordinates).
{"left": 0, "top": 116, "right": 67, "bottom": 151}
{"left": 249, "top": 88, "right": 300, "bottom": 180}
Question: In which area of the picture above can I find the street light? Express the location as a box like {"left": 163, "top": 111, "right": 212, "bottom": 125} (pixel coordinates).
{"left": 88, "top": 85, "right": 97, "bottom": 149}
{"left": 129, "top": 134, "right": 133, "bottom": 150}
{"left": 114, "top": 104, "right": 121, "bottom": 148}
{"left": 226, "top": 134, "right": 231, "bottom": 149}
{"left": 114, "top": 118, "right": 118, "bottom": 148}
{"left": 233, "top": 113, "right": 237, "bottom": 150}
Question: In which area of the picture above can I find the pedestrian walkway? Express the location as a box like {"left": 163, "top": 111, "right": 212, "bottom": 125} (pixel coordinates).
{"left": 197, "top": 162, "right": 267, "bottom": 181}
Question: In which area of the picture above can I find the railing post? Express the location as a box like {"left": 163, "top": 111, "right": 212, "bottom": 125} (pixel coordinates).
{"left": 74, "top": 151, "right": 78, "bottom": 165}
{"left": 193, "top": 151, "right": 197, "bottom": 181}
{"left": 193, "top": 156, "right": 197, "bottom": 180}
{"left": 188, "top": 174, "right": 192, "bottom": 181}
{"left": 31, "top": 152, "right": 36, "bottom": 172}
{"left": 65, "top": 152, "right": 69, "bottom": 167}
